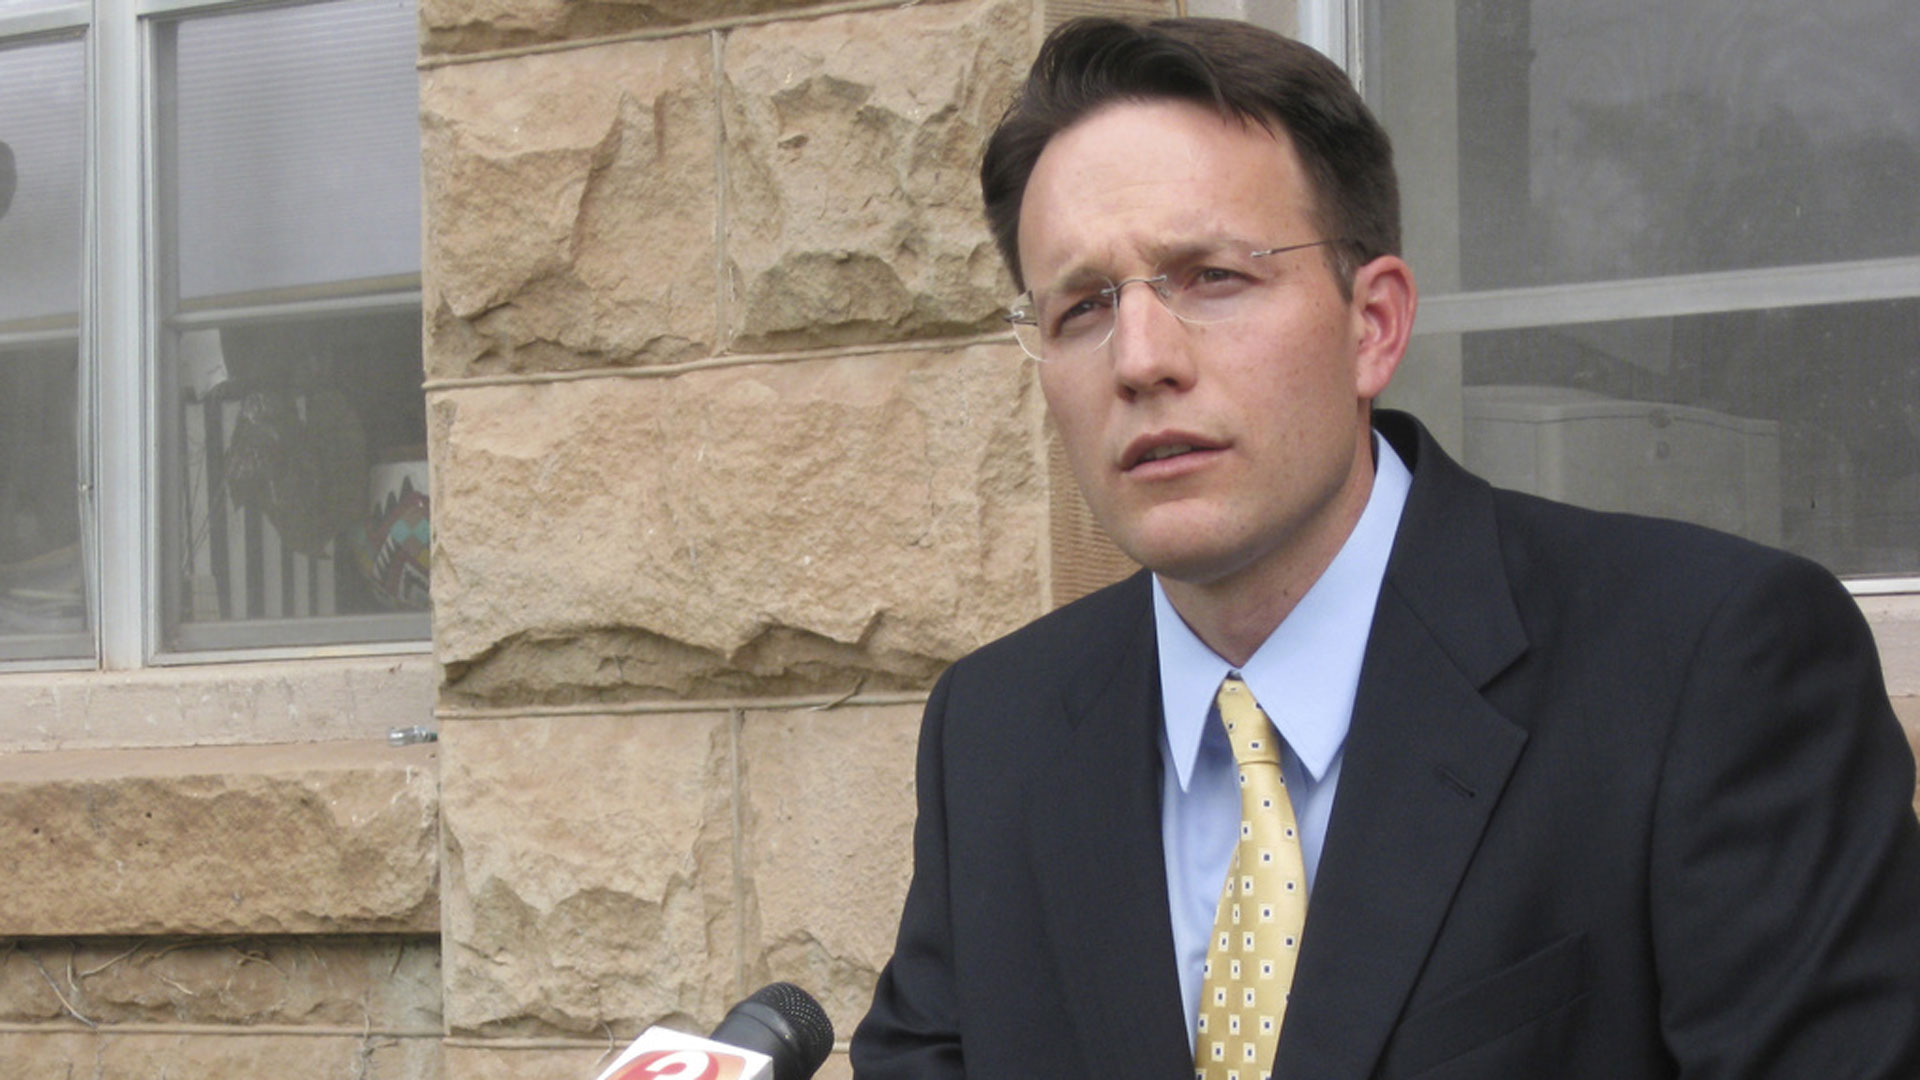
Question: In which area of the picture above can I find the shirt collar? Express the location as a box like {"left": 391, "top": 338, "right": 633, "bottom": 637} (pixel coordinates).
{"left": 1157, "top": 430, "right": 1412, "bottom": 792}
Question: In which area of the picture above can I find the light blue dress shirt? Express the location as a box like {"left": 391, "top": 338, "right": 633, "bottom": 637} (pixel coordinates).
{"left": 1156, "top": 432, "right": 1411, "bottom": 1050}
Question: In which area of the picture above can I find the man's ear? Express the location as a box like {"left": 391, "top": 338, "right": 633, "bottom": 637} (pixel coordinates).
{"left": 1349, "top": 254, "right": 1416, "bottom": 401}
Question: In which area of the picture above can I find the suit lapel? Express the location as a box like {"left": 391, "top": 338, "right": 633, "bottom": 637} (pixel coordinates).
{"left": 1028, "top": 578, "right": 1195, "bottom": 1080}
{"left": 1275, "top": 413, "right": 1532, "bottom": 1080}
{"left": 1274, "top": 592, "right": 1527, "bottom": 1080}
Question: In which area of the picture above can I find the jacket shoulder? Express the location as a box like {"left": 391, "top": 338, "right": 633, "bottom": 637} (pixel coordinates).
{"left": 948, "top": 570, "right": 1153, "bottom": 682}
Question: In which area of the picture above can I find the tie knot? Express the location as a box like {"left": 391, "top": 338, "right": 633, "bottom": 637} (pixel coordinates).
{"left": 1216, "top": 676, "right": 1283, "bottom": 767}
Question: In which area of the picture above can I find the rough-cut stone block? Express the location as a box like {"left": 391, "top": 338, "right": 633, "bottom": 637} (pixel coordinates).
{"left": 0, "top": 1031, "right": 438, "bottom": 1080}
{"left": 737, "top": 704, "right": 918, "bottom": 1032}
{"left": 440, "top": 714, "right": 738, "bottom": 1035}
{"left": 721, "top": 0, "right": 1027, "bottom": 351}
{"left": 431, "top": 347, "right": 1045, "bottom": 705}
{"left": 0, "top": 742, "right": 438, "bottom": 935}
{"left": 421, "top": 0, "right": 640, "bottom": 57}
{"left": 442, "top": 1042, "right": 610, "bottom": 1079}
{"left": 423, "top": 37, "right": 718, "bottom": 378}
{"left": 420, "top": 0, "right": 952, "bottom": 58}
{"left": 1894, "top": 695, "right": 1920, "bottom": 816}
{"left": 1861, "top": 596, "right": 1920, "bottom": 698}
{"left": 0, "top": 937, "right": 439, "bottom": 1030}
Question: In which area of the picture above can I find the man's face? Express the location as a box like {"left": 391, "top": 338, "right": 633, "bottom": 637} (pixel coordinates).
{"left": 1017, "top": 99, "right": 1406, "bottom": 595}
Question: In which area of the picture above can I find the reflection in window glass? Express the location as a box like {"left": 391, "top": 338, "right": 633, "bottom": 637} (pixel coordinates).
{"left": 0, "top": 344, "right": 86, "bottom": 655}
{"left": 159, "top": 0, "right": 427, "bottom": 651}
{"left": 1371, "top": 0, "right": 1920, "bottom": 580}
{"left": 0, "top": 0, "right": 78, "bottom": 14}
{"left": 1454, "top": 299, "right": 1920, "bottom": 577}
{"left": 0, "top": 36, "right": 83, "bottom": 322}
{"left": 1376, "top": 0, "right": 1920, "bottom": 290}
{"left": 171, "top": 0, "right": 421, "bottom": 300}
{"left": 0, "top": 37, "right": 89, "bottom": 661}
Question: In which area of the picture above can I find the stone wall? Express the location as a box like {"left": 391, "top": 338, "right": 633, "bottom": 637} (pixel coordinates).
{"left": 417, "top": 0, "right": 1163, "bottom": 1073}
{"left": 0, "top": 738, "right": 443, "bottom": 1076}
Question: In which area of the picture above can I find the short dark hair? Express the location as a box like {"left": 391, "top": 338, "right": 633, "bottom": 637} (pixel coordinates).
{"left": 980, "top": 17, "right": 1400, "bottom": 295}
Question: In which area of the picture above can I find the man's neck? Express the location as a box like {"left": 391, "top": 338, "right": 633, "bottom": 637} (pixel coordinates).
{"left": 1158, "top": 436, "right": 1379, "bottom": 667}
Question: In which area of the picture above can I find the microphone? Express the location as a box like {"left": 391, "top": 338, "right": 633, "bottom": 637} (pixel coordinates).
{"left": 708, "top": 982, "right": 835, "bottom": 1078}
{"left": 594, "top": 982, "right": 835, "bottom": 1080}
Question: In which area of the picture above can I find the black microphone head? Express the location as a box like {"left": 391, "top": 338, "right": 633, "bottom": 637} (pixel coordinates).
{"left": 708, "top": 982, "right": 834, "bottom": 1080}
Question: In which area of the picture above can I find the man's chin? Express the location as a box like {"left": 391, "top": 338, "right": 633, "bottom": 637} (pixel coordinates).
{"left": 1112, "top": 534, "right": 1243, "bottom": 587}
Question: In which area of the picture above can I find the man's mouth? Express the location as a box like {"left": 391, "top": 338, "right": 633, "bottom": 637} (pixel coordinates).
{"left": 1139, "top": 444, "right": 1197, "bottom": 464}
{"left": 1123, "top": 435, "right": 1221, "bottom": 470}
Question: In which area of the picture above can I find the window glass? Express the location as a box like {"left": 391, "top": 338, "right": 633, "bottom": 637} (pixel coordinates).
{"left": 0, "top": 0, "right": 80, "bottom": 14}
{"left": 1375, "top": 0, "right": 1920, "bottom": 291}
{"left": 172, "top": 0, "right": 421, "bottom": 299}
{"left": 158, "top": 0, "right": 428, "bottom": 652}
{"left": 0, "top": 35, "right": 89, "bottom": 661}
{"left": 1446, "top": 299, "right": 1920, "bottom": 577}
{"left": 1370, "top": 0, "right": 1920, "bottom": 579}
{"left": 0, "top": 36, "right": 83, "bottom": 323}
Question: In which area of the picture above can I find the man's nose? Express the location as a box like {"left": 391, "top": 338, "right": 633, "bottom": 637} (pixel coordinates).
{"left": 1107, "top": 277, "right": 1196, "bottom": 393}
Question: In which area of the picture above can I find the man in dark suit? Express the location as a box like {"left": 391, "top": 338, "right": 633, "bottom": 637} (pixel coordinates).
{"left": 850, "top": 17, "right": 1920, "bottom": 1080}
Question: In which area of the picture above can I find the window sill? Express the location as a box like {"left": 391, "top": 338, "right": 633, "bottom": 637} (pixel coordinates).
{"left": 0, "top": 653, "right": 434, "bottom": 752}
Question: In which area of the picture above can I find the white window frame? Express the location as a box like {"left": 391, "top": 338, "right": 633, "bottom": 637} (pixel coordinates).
{"left": 1295, "top": 0, "right": 1350, "bottom": 79}
{"left": 0, "top": 0, "right": 430, "bottom": 673}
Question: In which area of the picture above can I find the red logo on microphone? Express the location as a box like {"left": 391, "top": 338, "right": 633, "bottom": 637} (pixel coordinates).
{"left": 608, "top": 1049, "right": 755, "bottom": 1080}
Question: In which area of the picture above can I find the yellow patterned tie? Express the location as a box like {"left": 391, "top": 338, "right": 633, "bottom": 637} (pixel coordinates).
{"left": 1195, "top": 675, "right": 1306, "bottom": 1080}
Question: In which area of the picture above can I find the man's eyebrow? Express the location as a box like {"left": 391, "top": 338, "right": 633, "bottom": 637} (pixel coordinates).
{"left": 1034, "top": 235, "right": 1252, "bottom": 293}
{"left": 1033, "top": 261, "right": 1117, "bottom": 295}
{"left": 1150, "top": 234, "right": 1253, "bottom": 261}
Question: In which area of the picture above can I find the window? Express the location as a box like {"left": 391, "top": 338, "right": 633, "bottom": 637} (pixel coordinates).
{"left": 1354, "top": 0, "right": 1920, "bottom": 584}
{"left": 0, "top": 0, "right": 426, "bottom": 670}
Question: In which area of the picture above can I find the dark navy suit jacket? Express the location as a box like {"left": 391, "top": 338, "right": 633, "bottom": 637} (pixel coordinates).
{"left": 850, "top": 411, "right": 1920, "bottom": 1079}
